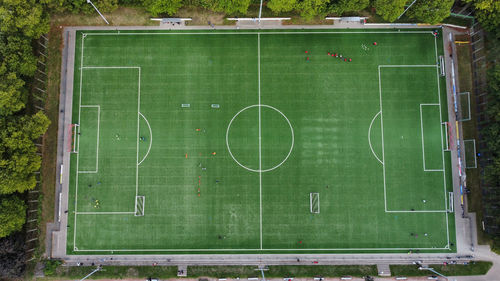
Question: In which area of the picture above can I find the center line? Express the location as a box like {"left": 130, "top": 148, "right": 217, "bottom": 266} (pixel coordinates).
{"left": 257, "top": 33, "right": 263, "bottom": 250}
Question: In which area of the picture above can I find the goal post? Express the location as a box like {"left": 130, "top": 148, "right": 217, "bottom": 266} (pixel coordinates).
{"left": 68, "top": 124, "right": 79, "bottom": 153}
{"left": 135, "top": 196, "right": 145, "bottom": 216}
{"left": 310, "top": 193, "right": 320, "bottom": 214}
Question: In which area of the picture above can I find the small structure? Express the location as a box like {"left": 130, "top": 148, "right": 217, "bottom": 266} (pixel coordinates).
{"left": 151, "top": 18, "right": 192, "bottom": 27}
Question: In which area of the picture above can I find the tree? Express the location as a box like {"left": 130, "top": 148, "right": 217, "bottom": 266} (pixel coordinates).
{"left": 373, "top": 0, "right": 406, "bottom": 22}
{"left": 465, "top": 0, "right": 500, "bottom": 33}
{"left": 201, "top": 0, "right": 251, "bottom": 15}
{"left": 268, "top": 0, "right": 297, "bottom": 13}
{"left": 297, "top": 0, "right": 329, "bottom": 20}
{"left": 328, "top": 0, "right": 369, "bottom": 15}
{"left": 143, "top": 0, "right": 183, "bottom": 16}
{"left": 0, "top": 112, "right": 50, "bottom": 194}
{"left": 0, "top": 195, "right": 26, "bottom": 238}
{"left": 407, "top": 0, "right": 454, "bottom": 24}
{"left": 0, "top": 0, "right": 49, "bottom": 38}
{"left": 0, "top": 73, "right": 27, "bottom": 116}
{"left": 0, "top": 232, "right": 26, "bottom": 277}
{"left": 41, "top": 0, "right": 118, "bottom": 14}
{"left": 0, "top": 35, "right": 37, "bottom": 77}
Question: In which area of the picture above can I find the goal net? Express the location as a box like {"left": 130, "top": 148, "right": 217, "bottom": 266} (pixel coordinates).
{"left": 135, "top": 196, "right": 145, "bottom": 216}
{"left": 68, "top": 124, "right": 79, "bottom": 153}
{"left": 310, "top": 193, "right": 320, "bottom": 214}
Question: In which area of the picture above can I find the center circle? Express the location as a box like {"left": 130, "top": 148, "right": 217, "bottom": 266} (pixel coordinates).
{"left": 226, "top": 104, "right": 294, "bottom": 173}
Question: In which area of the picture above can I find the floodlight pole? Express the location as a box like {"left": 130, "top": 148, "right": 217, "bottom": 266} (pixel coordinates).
{"left": 418, "top": 266, "right": 451, "bottom": 280}
{"left": 258, "top": 0, "right": 264, "bottom": 23}
{"left": 396, "top": 0, "right": 418, "bottom": 20}
{"left": 80, "top": 266, "right": 102, "bottom": 281}
{"left": 86, "top": 0, "right": 110, "bottom": 25}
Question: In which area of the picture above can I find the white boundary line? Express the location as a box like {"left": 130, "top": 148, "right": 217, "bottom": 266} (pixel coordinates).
{"left": 84, "top": 31, "right": 433, "bottom": 36}
{"left": 138, "top": 112, "right": 152, "bottom": 166}
{"left": 76, "top": 212, "right": 135, "bottom": 215}
{"left": 77, "top": 105, "right": 100, "bottom": 173}
{"left": 420, "top": 104, "right": 444, "bottom": 172}
{"left": 434, "top": 35, "right": 450, "bottom": 247}
{"left": 74, "top": 246, "right": 450, "bottom": 252}
{"left": 72, "top": 31, "right": 452, "bottom": 253}
{"left": 368, "top": 111, "right": 383, "bottom": 165}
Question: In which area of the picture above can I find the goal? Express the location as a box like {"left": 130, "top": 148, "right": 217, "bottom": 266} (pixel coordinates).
{"left": 135, "top": 196, "right": 145, "bottom": 216}
{"left": 68, "top": 124, "right": 79, "bottom": 153}
{"left": 310, "top": 193, "right": 320, "bottom": 214}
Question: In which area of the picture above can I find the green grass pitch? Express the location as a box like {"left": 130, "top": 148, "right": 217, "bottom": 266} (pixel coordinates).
{"left": 67, "top": 29, "right": 456, "bottom": 254}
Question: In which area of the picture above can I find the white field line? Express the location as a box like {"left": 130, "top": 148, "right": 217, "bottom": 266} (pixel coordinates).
{"left": 73, "top": 33, "right": 85, "bottom": 248}
{"left": 386, "top": 210, "right": 449, "bottom": 213}
{"left": 138, "top": 112, "right": 153, "bottom": 166}
{"left": 368, "top": 111, "right": 383, "bottom": 165}
{"left": 136, "top": 68, "right": 141, "bottom": 198}
{"left": 77, "top": 105, "right": 100, "bottom": 173}
{"left": 434, "top": 35, "right": 450, "bottom": 247}
{"left": 73, "top": 246, "right": 450, "bottom": 252}
{"left": 379, "top": 65, "right": 448, "bottom": 213}
{"left": 377, "top": 66, "right": 388, "bottom": 212}
{"left": 380, "top": 65, "right": 438, "bottom": 68}
{"left": 420, "top": 104, "right": 443, "bottom": 172}
{"left": 84, "top": 31, "right": 433, "bottom": 36}
{"left": 76, "top": 212, "right": 135, "bottom": 215}
{"left": 257, "top": 33, "right": 263, "bottom": 250}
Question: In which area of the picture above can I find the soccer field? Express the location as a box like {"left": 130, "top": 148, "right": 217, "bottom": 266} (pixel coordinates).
{"left": 67, "top": 29, "right": 456, "bottom": 254}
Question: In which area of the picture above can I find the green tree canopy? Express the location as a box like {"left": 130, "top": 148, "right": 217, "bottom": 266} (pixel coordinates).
{"left": 328, "top": 0, "right": 369, "bottom": 15}
{"left": 297, "top": 0, "right": 329, "bottom": 20}
{"left": 0, "top": 35, "right": 37, "bottom": 77}
{"left": 41, "top": 0, "right": 118, "bottom": 14}
{"left": 143, "top": 0, "right": 183, "bottom": 16}
{"left": 0, "top": 195, "right": 26, "bottom": 238}
{"left": 201, "top": 0, "right": 251, "bottom": 15}
{"left": 0, "top": 73, "right": 26, "bottom": 116}
{"left": 268, "top": 0, "right": 298, "bottom": 13}
{"left": 0, "top": 0, "right": 49, "bottom": 38}
{"left": 0, "top": 111, "right": 50, "bottom": 194}
{"left": 407, "top": 0, "right": 454, "bottom": 24}
{"left": 373, "top": 0, "right": 406, "bottom": 22}
{"left": 466, "top": 0, "right": 500, "bottom": 33}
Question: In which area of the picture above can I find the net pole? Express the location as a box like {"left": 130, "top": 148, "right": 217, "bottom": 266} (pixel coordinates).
{"left": 258, "top": 0, "right": 263, "bottom": 23}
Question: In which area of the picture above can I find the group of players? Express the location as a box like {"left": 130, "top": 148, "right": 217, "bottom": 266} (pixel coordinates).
{"left": 304, "top": 42, "right": 378, "bottom": 62}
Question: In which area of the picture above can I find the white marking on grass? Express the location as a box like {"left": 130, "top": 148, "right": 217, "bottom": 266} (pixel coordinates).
{"left": 73, "top": 246, "right": 450, "bottom": 252}
{"left": 138, "top": 112, "right": 152, "bottom": 166}
{"left": 77, "top": 105, "right": 100, "bottom": 173}
{"left": 368, "top": 111, "right": 383, "bottom": 165}
{"left": 378, "top": 66, "right": 388, "bottom": 212}
{"left": 73, "top": 33, "right": 85, "bottom": 248}
{"left": 84, "top": 31, "right": 433, "bottom": 36}
{"left": 76, "top": 212, "right": 135, "bottom": 215}
{"left": 258, "top": 33, "right": 263, "bottom": 250}
{"left": 225, "top": 104, "right": 294, "bottom": 173}
{"left": 136, "top": 68, "right": 141, "bottom": 199}
{"left": 434, "top": 35, "right": 450, "bottom": 248}
{"left": 420, "top": 104, "right": 443, "bottom": 172}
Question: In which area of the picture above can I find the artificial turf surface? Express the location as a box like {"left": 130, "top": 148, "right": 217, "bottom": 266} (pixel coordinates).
{"left": 67, "top": 29, "right": 456, "bottom": 254}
